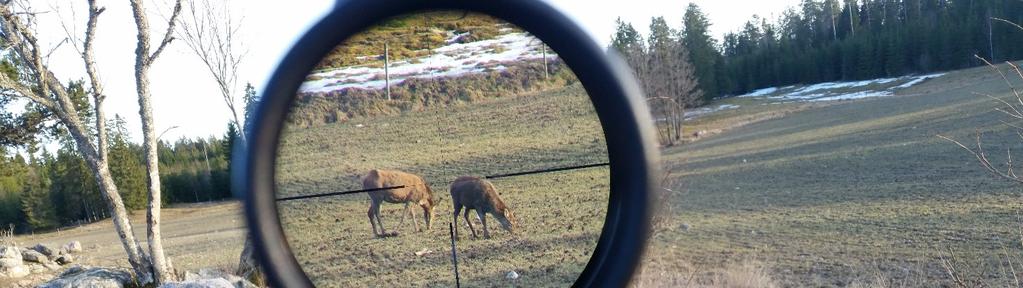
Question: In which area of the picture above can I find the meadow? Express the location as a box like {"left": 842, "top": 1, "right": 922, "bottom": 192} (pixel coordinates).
{"left": 275, "top": 83, "right": 611, "bottom": 287}
{"left": 12, "top": 62, "right": 1023, "bottom": 287}
{"left": 639, "top": 63, "right": 1023, "bottom": 287}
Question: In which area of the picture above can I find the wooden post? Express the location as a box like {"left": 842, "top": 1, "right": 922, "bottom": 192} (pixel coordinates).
{"left": 542, "top": 44, "right": 549, "bottom": 80}
{"left": 449, "top": 223, "right": 461, "bottom": 288}
{"left": 384, "top": 42, "right": 391, "bottom": 101}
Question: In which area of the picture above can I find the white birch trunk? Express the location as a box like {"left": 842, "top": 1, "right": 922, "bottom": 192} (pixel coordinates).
{"left": 128, "top": 0, "right": 183, "bottom": 283}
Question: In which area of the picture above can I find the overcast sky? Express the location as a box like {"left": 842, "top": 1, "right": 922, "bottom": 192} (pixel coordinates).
{"left": 26, "top": 0, "right": 800, "bottom": 146}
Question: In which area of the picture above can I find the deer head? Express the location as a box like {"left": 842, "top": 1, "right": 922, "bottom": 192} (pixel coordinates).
{"left": 496, "top": 208, "right": 518, "bottom": 233}
{"left": 421, "top": 184, "right": 436, "bottom": 230}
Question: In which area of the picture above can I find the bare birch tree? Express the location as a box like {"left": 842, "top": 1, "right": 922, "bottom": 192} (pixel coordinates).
{"left": 177, "top": 1, "right": 262, "bottom": 284}
{"left": 178, "top": 0, "right": 246, "bottom": 143}
{"left": 625, "top": 17, "right": 703, "bottom": 147}
{"left": 0, "top": 0, "right": 156, "bottom": 283}
{"left": 128, "top": 0, "right": 183, "bottom": 283}
{"left": 642, "top": 40, "right": 702, "bottom": 146}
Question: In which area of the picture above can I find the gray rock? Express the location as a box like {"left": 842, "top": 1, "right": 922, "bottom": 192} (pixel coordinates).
{"left": 63, "top": 241, "right": 83, "bottom": 254}
{"left": 27, "top": 262, "right": 48, "bottom": 273}
{"left": 0, "top": 264, "right": 29, "bottom": 278}
{"left": 33, "top": 244, "right": 58, "bottom": 257}
{"left": 0, "top": 258, "right": 21, "bottom": 269}
{"left": 160, "top": 278, "right": 236, "bottom": 288}
{"left": 176, "top": 269, "right": 257, "bottom": 288}
{"left": 43, "top": 261, "right": 61, "bottom": 270}
{"left": 506, "top": 270, "right": 520, "bottom": 280}
{"left": 37, "top": 266, "right": 133, "bottom": 288}
{"left": 0, "top": 246, "right": 21, "bottom": 260}
{"left": 54, "top": 254, "right": 74, "bottom": 265}
{"left": 21, "top": 249, "right": 47, "bottom": 263}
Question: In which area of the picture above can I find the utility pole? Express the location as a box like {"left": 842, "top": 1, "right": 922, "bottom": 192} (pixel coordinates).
{"left": 384, "top": 42, "right": 391, "bottom": 101}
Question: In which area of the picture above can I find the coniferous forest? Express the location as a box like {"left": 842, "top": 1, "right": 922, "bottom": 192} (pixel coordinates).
{"left": 612, "top": 0, "right": 1023, "bottom": 100}
{"left": 3, "top": 0, "right": 1023, "bottom": 234}
{"left": 0, "top": 121, "right": 239, "bottom": 233}
{"left": 0, "top": 82, "right": 253, "bottom": 233}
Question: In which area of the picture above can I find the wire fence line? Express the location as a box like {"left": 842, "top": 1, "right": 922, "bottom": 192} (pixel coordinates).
{"left": 275, "top": 162, "right": 610, "bottom": 202}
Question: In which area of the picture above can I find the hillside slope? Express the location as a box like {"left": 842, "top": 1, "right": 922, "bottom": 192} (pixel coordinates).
{"left": 642, "top": 62, "right": 1023, "bottom": 286}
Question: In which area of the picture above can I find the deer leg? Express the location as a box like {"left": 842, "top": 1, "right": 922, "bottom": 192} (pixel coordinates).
{"left": 464, "top": 209, "right": 478, "bottom": 239}
{"left": 368, "top": 203, "right": 378, "bottom": 237}
{"left": 453, "top": 204, "right": 462, "bottom": 239}
{"left": 410, "top": 204, "right": 420, "bottom": 232}
{"left": 374, "top": 203, "right": 388, "bottom": 236}
{"left": 477, "top": 210, "right": 491, "bottom": 239}
{"left": 398, "top": 202, "right": 410, "bottom": 228}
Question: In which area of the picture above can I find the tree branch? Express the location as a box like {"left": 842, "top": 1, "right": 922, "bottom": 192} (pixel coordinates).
{"left": 0, "top": 69, "right": 55, "bottom": 111}
{"left": 148, "top": 0, "right": 182, "bottom": 66}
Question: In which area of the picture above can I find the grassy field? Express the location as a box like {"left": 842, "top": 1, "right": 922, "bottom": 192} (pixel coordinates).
{"left": 13, "top": 59, "right": 1023, "bottom": 287}
{"left": 275, "top": 83, "right": 610, "bottom": 287}
{"left": 6, "top": 201, "right": 246, "bottom": 287}
{"left": 639, "top": 64, "right": 1023, "bottom": 286}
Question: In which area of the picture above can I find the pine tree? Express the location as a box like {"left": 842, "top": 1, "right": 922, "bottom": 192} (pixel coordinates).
{"left": 0, "top": 146, "right": 28, "bottom": 230}
{"left": 21, "top": 143, "right": 55, "bottom": 231}
{"left": 609, "top": 18, "right": 645, "bottom": 60}
{"left": 682, "top": 3, "right": 721, "bottom": 99}
{"left": 243, "top": 83, "right": 259, "bottom": 132}
{"left": 108, "top": 115, "right": 148, "bottom": 211}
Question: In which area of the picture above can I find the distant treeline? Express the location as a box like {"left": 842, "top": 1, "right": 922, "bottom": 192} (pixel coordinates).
{"left": 0, "top": 116, "right": 239, "bottom": 233}
{"left": 611, "top": 0, "right": 1023, "bottom": 99}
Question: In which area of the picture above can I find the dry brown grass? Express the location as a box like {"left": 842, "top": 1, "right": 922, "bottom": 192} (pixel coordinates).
{"left": 632, "top": 258, "right": 779, "bottom": 288}
{"left": 0, "top": 224, "right": 15, "bottom": 247}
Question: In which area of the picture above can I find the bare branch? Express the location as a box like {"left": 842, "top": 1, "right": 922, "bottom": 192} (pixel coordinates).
{"left": 937, "top": 133, "right": 1023, "bottom": 184}
{"left": 992, "top": 17, "right": 1023, "bottom": 32}
{"left": 148, "top": 0, "right": 182, "bottom": 65}
{"left": 178, "top": 0, "right": 247, "bottom": 142}
{"left": 0, "top": 68, "right": 55, "bottom": 110}
{"left": 975, "top": 55, "right": 1023, "bottom": 109}
{"left": 80, "top": 0, "right": 107, "bottom": 164}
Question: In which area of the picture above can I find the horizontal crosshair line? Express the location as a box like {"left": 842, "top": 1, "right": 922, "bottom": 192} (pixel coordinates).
{"left": 484, "top": 162, "right": 609, "bottom": 179}
{"left": 276, "top": 185, "right": 406, "bottom": 202}
{"left": 275, "top": 162, "right": 609, "bottom": 202}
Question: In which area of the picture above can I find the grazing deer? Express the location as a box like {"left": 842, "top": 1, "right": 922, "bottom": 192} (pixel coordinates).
{"left": 363, "top": 169, "right": 436, "bottom": 237}
{"left": 450, "top": 176, "right": 517, "bottom": 239}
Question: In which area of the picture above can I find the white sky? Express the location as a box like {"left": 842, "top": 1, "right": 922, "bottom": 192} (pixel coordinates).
{"left": 23, "top": 0, "right": 799, "bottom": 145}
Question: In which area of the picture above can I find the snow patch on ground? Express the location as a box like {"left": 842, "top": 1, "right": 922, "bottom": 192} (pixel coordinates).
{"left": 737, "top": 73, "right": 946, "bottom": 103}
{"left": 684, "top": 104, "right": 740, "bottom": 120}
{"left": 742, "top": 87, "right": 778, "bottom": 97}
{"left": 299, "top": 32, "right": 554, "bottom": 94}
{"left": 894, "top": 73, "right": 945, "bottom": 89}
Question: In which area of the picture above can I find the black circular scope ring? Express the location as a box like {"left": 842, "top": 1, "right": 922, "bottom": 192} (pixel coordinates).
{"left": 237, "top": 0, "right": 661, "bottom": 287}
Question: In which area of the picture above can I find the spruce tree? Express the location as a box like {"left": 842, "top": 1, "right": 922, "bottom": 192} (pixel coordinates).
{"left": 682, "top": 3, "right": 721, "bottom": 99}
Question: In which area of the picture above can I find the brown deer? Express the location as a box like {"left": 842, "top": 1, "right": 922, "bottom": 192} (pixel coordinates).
{"left": 363, "top": 169, "right": 436, "bottom": 237}
{"left": 450, "top": 176, "right": 517, "bottom": 239}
